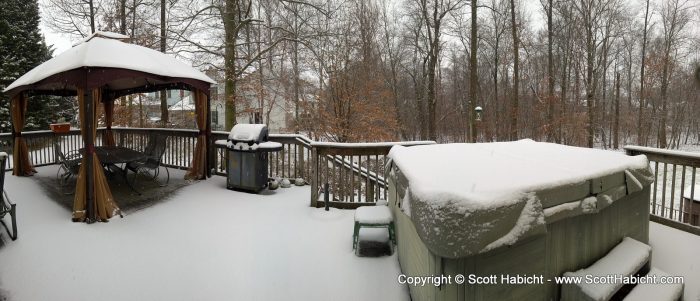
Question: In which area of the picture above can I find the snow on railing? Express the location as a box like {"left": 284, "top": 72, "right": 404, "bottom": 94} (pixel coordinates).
{"left": 625, "top": 145, "right": 700, "bottom": 235}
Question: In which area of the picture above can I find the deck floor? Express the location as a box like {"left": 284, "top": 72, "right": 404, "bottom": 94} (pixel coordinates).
{"left": 0, "top": 167, "right": 409, "bottom": 300}
{"left": 1, "top": 166, "right": 699, "bottom": 300}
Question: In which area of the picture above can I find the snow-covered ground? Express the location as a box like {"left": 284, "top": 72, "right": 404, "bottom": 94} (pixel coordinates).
{"left": 0, "top": 168, "right": 409, "bottom": 300}
{"left": 649, "top": 222, "right": 700, "bottom": 301}
{"left": 1, "top": 166, "right": 699, "bottom": 300}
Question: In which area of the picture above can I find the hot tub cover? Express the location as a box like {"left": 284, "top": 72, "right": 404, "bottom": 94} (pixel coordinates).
{"left": 387, "top": 140, "right": 654, "bottom": 258}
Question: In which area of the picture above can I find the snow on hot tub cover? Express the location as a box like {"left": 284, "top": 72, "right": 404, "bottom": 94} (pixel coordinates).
{"left": 387, "top": 139, "right": 654, "bottom": 258}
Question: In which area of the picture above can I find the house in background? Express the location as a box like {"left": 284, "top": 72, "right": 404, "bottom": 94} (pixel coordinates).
{"left": 207, "top": 68, "right": 295, "bottom": 133}
{"left": 141, "top": 68, "right": 315, "bottom": 133}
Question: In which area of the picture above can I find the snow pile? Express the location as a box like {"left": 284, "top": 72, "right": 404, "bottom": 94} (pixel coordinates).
{"left": 624, "top": 268, "right": 684, "bottom": 301}
{"left": 649, "top": 222, "right": 700, "bottom": 300}
{"left": 4, "top": 35, "right": 215, "bottom": 93}
{"left": 74, "top": 31, "right": 130, "bottom": 46}
{"left": 258, "top": 141, "right": 282, "bottom": 150}
{"left": 387, "top": 140, "right": 652, "bottom": 258}
{"left": 388, "top": 140, "right": 649, "bottom": 204}
{"left": 563, "top": 237, "right": 651, "bottom": 301}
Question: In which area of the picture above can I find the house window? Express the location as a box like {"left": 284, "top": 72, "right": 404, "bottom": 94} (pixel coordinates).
{"left": 211, "top": 111, "right": 218, "bottom": 125}
{"left": 693, "top": 214, "right": 699, "bottom": 226}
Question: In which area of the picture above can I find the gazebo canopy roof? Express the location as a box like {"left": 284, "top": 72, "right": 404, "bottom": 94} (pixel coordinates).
{"left": 3, "top": 32, "right": 215, "bottom": 97}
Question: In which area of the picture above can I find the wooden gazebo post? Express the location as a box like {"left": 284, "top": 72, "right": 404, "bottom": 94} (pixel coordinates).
{"left": 83, "top": 87, "right": 96, "bottom": 222}
{"left": 206, "top": 93, "right": 212, "bottom": 178}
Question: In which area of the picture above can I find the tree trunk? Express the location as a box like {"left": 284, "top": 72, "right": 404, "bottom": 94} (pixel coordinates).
{"left": 89, "top": 0, "right": 95, "bottom": 34}
{"left": 614, "top": 72, "right": 620, "bottom": 149}
{"left": 509, "top": 0, "right": 519, "bottom": 141}
{"left": 659, "top": 52, "right": 669, "bottom": 148}
{"left": 586, "top": 24, "right": 595, "bottom": 148}
{"left": 469, "top": 0, "right": 478, "bottom": 142}
{"left": 638, "top": 0, "right": 650, "bottom": 145}
{"left": 292, "top": 39, "right": 301, "bottom": 132}
{"left": 160, "top": 0, "right": 169, "bottom": 126}
{"left": 119, "top": 0, "right": 126, "bottom": 34}
{"left": 224, "top": 0, "right": 238, "bottom": 130}
{"left": 546, "top": 0, "right": 554, "bottom": 142}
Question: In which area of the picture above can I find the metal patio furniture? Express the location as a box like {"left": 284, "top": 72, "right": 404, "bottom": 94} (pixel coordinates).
{"left": 0, "top": 152, "right": 18, "bottom": 240}
{"left": 55, "top": 141, "right": 82, "bottom": 195}
{"left": 126, "top": 134, "right": 169, "bottom": 193}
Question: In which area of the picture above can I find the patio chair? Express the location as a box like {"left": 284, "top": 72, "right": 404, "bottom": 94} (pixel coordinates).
{"left": 0, "top": 152, "right": 18, "bottom": 240}
{"left": 126, "top": 134, "right": 169, "bottom": 191}
{"left": 54, "top": 141, "right": 82, "bottom": 194}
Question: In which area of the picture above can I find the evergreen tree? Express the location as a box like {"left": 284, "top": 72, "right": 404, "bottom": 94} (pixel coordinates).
{"left": 0, "top": 0, "right": 75, "bottom": 133}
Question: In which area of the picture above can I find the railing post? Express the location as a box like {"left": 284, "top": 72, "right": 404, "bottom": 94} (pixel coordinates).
{"left": 297, "top": 143, "right": 305, "bottom": 181}
{"left": 118, "top": 130, "right": 125, "bottom": 147}
{"left": 311, "top": 146, "right": 318, "bottom": 207}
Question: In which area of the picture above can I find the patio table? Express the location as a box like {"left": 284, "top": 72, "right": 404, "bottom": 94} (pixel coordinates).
{"left": 81, "top": 146, "right": 146, "bottom": 193}
{"left": 92, "top": 146, "right": 146, "bottom": 165}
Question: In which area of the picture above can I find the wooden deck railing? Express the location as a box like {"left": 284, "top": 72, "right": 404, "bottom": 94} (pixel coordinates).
{"left": 0, "top": 129, "right": 87, "bottom": 169}
{"left": 0, "top": 128, "right": 201, "bottom": 171}
{"left": 309, "top": 141, "right": 435, "bottom": 209}
{"left": 5, "top": 130, "right": 700, "bottom": 232}
{"left": 625, "top": 145, "right": 700, "bottom": 235}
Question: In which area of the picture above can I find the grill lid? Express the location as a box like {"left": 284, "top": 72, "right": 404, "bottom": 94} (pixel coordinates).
{"left": 228, "top": 124, "right": 268, "bottom": 143}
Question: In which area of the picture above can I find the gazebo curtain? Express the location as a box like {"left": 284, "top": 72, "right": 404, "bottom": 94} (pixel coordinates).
{"left": 10, "top": 93, "right": 36, "bottom": 176}
{"left": 185, "top": 89, "right": 208, "bottom": 180}
{"left": 73, "top": 88, "right": 121, "bottom": 222}
{"left": 102, "top": 100, "right": 116, "bottom": 146}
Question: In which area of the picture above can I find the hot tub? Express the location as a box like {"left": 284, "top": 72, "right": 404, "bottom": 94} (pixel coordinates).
{"left": 386, "top": 140, "right": 654, "bottom": 301}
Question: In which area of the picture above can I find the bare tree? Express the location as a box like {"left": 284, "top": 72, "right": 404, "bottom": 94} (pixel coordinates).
{"left": 638, "top": 0, "right": 650, "bottom": 145}
{"left": 657, "top": 0, "right": 691, "bottom": 148}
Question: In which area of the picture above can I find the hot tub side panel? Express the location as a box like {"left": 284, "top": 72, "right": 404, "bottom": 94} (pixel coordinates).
{"left": 389, "top": 177, "right": 651, "bottom": 301}
{"left": 543, "top": 186, "right": 650, "bottom": 300}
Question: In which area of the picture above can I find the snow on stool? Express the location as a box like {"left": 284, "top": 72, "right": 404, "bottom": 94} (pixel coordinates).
{"left": 624, "top": 268, "right": 683, "bottom": 301}
{"left": 353, "top": 205, "right": 396, "bottom": 256}
{"left": 355, "top": 206, "right": 392, "bottom": 224}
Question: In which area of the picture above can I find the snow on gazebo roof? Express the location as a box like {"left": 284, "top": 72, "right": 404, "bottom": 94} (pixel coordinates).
{"left": 3, "top": 32, "right": 215, "bottom": 97}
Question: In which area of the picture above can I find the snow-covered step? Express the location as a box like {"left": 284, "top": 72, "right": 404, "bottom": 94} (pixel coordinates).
{"left": 561, "top": 237, "right": 651, "bottom": 301}
{"left": 624, "top": 268, "right": 683, "bottom": 301}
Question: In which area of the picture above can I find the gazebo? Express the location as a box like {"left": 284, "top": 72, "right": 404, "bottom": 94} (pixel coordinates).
{"left": 2, "top": 32, "right": 216, "bottom": 223}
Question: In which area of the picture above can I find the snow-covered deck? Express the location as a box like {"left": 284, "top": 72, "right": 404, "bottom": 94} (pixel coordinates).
{"left": 0, "top": 167, "right": 408, "bottom": 300}
{"left": 0, "top": 166, "right": 699, "bottom": 300}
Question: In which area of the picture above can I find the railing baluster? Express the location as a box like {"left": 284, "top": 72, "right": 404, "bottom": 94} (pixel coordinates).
{"left": 652, "top": 161, "right": 659, "bottom": 215}
{"left": 670, "top": 164, "right": 676, "bottom": 220}
{"left": 350, "top": 155, "right": 354, "bottom": 203}
{"left": 690, "top": 168, "right": 696, "bottom": 225}
{"left": 680, "top": 166, "right": 686, "bottom": 223}
{"left": 661, "top": 163, "right": 667, "bottom": 217}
